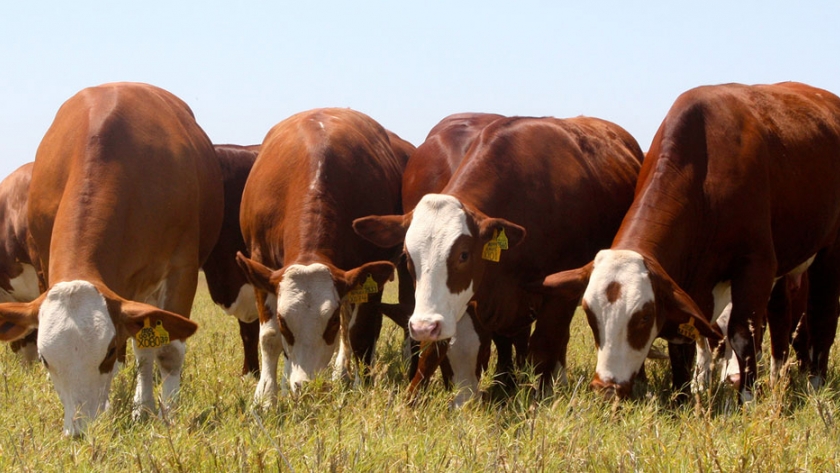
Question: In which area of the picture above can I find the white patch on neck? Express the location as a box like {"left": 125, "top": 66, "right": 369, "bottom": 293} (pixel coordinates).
{"left": 583, "top": 249, "right": 656, "bottom": 385}
{"left": 276, "top": 263, "right": 340, "bottom": 390}
{"left": 222, "top": 283, "right": 258, "bottom": 323}
{"left": 406, "top": 194, "right": 474, "bottom": 340}
{"left": 37, "top": 280, "right": 116, "bottom": 436}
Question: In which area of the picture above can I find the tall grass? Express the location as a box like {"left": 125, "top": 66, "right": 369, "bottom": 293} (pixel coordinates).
{"left": 1, "top": 276, "right": 839, "bottom": 471}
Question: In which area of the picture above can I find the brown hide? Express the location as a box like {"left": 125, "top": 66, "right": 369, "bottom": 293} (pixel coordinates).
{"left": 203, "top": 144, "right": 260, "bottom": 375}
{"left": 28, "top": 81, "right": 223, "bottom": 320}
{"left": 612, "top": 82, "right": 840, "bottom": 394}
{"left": 0, "top": 162, "right": 37, "bottom": 297}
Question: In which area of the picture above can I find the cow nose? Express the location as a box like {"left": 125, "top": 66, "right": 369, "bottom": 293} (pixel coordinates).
{"left": 409, "top": 319, "right": 441, "bottom": 342}
{"left": 726, "top": 373, "right": 741, "bottom": 391}
{"left": 590, "top": 374, "right": 633, "bottom": 400}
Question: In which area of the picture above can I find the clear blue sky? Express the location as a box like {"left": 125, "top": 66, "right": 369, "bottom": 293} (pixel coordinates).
{"left": 2, "top": 1, "right": 838, "bottom": 180}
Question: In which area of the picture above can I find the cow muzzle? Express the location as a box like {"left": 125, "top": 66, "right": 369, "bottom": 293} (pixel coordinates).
{"left": 590, "top": 373, "right": 634, "bottom": 400}
{"left": 408, "top": 314, "right": 444, "bottom": 342}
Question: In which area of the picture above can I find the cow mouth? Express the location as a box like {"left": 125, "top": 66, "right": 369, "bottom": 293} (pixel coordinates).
{"left": 590, "top": 373, "right": 634, "bottom": 400}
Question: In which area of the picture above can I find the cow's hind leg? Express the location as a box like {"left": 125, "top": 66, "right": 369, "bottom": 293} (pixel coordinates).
{"left": 804, "top": 254, "right": 840, "bottom": 390}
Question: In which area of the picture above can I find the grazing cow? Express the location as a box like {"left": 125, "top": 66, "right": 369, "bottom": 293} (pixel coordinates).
{"left": 395, "top": 113, "right": 505, "bottom": 399}
{"left": 539, "top": 82, "right": 840, "bottom": 402}
{"left": 236, "top": 108, "right": 408, "bottom": 405}
{"left": 0, "top": 82, "right": 223, "bottom": 435}
{"left": 354, "top": 115, "right": 643, "bottom": 404}
{"left": 0, "top": 163, "right": 40, "bottom": 362}
{"left": 202, "top": 144, "right": 261, "bottom": 376}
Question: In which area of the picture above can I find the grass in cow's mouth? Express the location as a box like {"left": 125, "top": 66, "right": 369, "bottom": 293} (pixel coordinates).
{"left": 0, "top": 274, "right": 839, "bottom": 471}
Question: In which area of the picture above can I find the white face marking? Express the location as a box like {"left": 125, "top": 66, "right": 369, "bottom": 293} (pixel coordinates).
{"left": 0, "top": 264, "right": 41, "bottom": 302}
{"left": 583, "top": 249, "right": 656, "bottom": 385}
{"left": 222, "top": 283, "right": 259, "bottom": 323}
{"left": 405, "top": 194, "right": 474, "bottom": 341}
{"left": 37, "top": 281, "right": 116, "bottom": 436}
{"left": 275, "top": 263, "right": 340, "bottom": 391}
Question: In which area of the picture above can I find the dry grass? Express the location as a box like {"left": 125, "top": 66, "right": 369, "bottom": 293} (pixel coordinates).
{"left": 1, "top": 276, "right": 839, "bottom": 471}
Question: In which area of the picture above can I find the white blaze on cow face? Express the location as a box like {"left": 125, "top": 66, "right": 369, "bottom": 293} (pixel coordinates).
{"left": 275, "top": 263, "right": 341, "bottom": 392}
{"left": 584, "top": 250, "right": 657, "bottom": 390}
{"left": 36, "top": 281, "right": 117, "bottom": 437}
{"left": 406, "top": 195, "right": 475, "bottom": 341}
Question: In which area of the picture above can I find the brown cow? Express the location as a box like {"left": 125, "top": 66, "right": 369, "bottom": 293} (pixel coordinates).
{"left": 539, "top": 82, "right": 840, "bottom": 402}
{"left": 236, "top": 108, "right": 408, "bottom": 405}
{"left": 0, "top": 82, "right": 222, "bottom": 435}
{"left": 0, "top": 163, "right": 40, "bottom": 362}
{"left": 395, "top": 113, "right": 505, "bottom": 400}
{"left": 354, "top": 115, "right": 643, "bottom": 404}
{"left": 202, "top": 144, "right": 261, "bottom": 376}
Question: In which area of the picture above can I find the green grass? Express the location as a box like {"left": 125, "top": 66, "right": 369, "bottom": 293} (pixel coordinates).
{"left": 2, "top": 276, "right": 840, "bottom": 471}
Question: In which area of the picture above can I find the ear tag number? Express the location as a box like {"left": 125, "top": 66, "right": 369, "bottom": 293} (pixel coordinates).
{"left": 482, "top": 229, "right": 502, "bottom": 262}
{"left": 346, "top": 286, "right": 369, "bottom": 304}
{"left": 678, "top": 318, "right": 700, "bottom": 341}
{"left": 136, "top": 318, "right": 171, "bottom": 349}
{"left": 363, "top": 274, "right": 379, "bottom": 294}
{"left": 497, "top": 228, "right": 509, "bottom": 250}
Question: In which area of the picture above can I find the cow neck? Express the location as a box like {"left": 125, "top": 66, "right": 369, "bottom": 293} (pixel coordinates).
{"left": 611, "top": 151, "right": 709, "bottom": 289}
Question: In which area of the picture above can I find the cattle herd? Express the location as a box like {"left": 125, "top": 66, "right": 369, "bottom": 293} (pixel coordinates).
{"left": 0, "top": 80, "right": 839, "bottom": 436}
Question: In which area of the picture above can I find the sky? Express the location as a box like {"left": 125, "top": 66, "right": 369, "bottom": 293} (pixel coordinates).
{"left": 1, "top": 1, "right": 839, "bottom": 180}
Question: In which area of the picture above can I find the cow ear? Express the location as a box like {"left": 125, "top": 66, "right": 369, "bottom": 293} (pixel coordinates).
{"left": 478, "top": 217, "right": 526, "bottom": 249}
{"left": 353, "top": 213, "right": 412, "bottom": 249}
{"left": 527, "top": 261, "right": 594, "bottom": 303}
{"left": 338, "top": 261, "right": 396, "bottom": 297}
{"left": 120, "top": 301, "right": 199, "bottom": 342}
{"left": 645, "top": 257, "right": 723, "bottom": 341}
{"left": 236, "top": 252, "right": 278, "bottom": 294}
{"left": 0, "top": 301, "right": 40, "bottom": 342}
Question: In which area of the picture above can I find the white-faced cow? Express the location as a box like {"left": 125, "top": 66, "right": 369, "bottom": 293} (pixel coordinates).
{"left": 202, "top": 144, "right": 261, "bottom": 376}
{"left": 236, "top": 108, "right": 409, "bottom": 405}
{"left": 0, "top": 163, "right": 41, "bottom": 362}
{"left": 539, "top": 82, "right": 840, "bottom": 402}
{"left": 0, "top": 82, "right": 223, "bottom": 435}
{"left": 354, "top": 115, "right": 642, "bottom": 404}
{"left": 393, "top": 113, "right": 506, "bottom": 400}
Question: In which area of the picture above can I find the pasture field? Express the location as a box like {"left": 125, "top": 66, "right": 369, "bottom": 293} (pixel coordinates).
{"left": 2, "top": 275, "right": 840, "bottom": 471}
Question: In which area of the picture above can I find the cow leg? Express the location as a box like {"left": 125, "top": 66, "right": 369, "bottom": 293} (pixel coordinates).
{"left": 397, "top": 258, "right": 419, "bottom": 380}
{"left": 132, "top": 342, "right": 156, "bottom": 419}
{"left": 804, "top": 256, "right": 840, "bottom": 390}
{"left": 529, "top": 296, "right": 576, "bottom": 393}
{"left": 449, "top": 312, "right": 484, "bottom": 408}
{"left": 349, "top": 302, "right": 383, "bottom": 383}
{"left": 407, "top": 340, "right": 449, "bottom": 403}
{"left": 239, "top": 319, "right": 260, "bottom": 377}
{"left": 729, "top": 257, "right": 776, "bottom": 402}
{"left": 669, "top": 342, "right": 695, "bottom": 401}
{"left": 766, "top": 277, "right": 793, "bottom": 387}
{"left": 9, "top": 330, "right": 38, "bottom": 365}
{"left": 157, "top": 340, "right": 186, "bottom": 411}
{"left": 255, "top": 291, "right": 281, "bottom": 407}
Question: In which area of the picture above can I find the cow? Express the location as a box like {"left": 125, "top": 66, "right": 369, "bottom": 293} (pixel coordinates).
{"left": 394, "top": 113, "right": 506, "bottom": 399}
{"left": 0, "top": 82, "right": 223, "bottom": 436}
{"left": 202, "top": 144, "right": 261, "bottom": 376}
{"left": 354, "top": 115, "right": 643, "bottom": 405}
{"left": 537, "top": 82, "right": 840, "bottom": 402}
{"left": 236, "top": 108, "right": 409, "bottom": 406}
{"left": 0, "top": 163, "right": 40, "bottom": 362}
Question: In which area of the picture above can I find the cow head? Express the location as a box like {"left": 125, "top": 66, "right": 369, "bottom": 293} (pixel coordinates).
{"left": 236, "top": 253, "right": 394, "bottom": 392}
{"left": 0, "top": 280, "right": 197, "bottom": 436}
{"left": 353, "top": 194, "right": 525, "bottom": 342}
{"left": 537, "top": 249, "right": 721, "bottom": 399}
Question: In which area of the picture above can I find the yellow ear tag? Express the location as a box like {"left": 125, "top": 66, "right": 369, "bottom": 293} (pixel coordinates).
{"left": 346, "top": 286, "right": 369, "bottom": 304}
{"left": 363, "top": 274, "right": 379, "bottom": 294}
{"left": 497, "top": 228, "right": 509, "bottom": 250}
{"left": 482, "top": 229, "right": 502, "bottom": 262}
{"left": 136, "top": 318, "right": 170, "bottom": 349}
{"left": 678, "top": 318, "right": 700, "bottom": 341}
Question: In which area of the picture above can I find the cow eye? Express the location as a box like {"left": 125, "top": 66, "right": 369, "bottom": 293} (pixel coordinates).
{"left": 459, "top": 251, "right": 469, "bottom": 263}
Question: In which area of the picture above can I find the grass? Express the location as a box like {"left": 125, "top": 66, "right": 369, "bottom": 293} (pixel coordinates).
{"left": 2, "top": 276, "right": 840, "bottom": 471}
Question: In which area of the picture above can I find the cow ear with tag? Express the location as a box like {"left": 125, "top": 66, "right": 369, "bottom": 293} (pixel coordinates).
{"left": 0, "top": 299, "right": 41, "bottom": 342}
{"left": 121, "top": 300, "right": 199, "bottom": 344}
{"left": 477, "top": 217, "right": 526, "bottom": 251}
{"left": 644, "top": 256, "right": 723, "bottom": 341}
{"left": 338, "top": 261, "right": 396, "bottom": 299}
